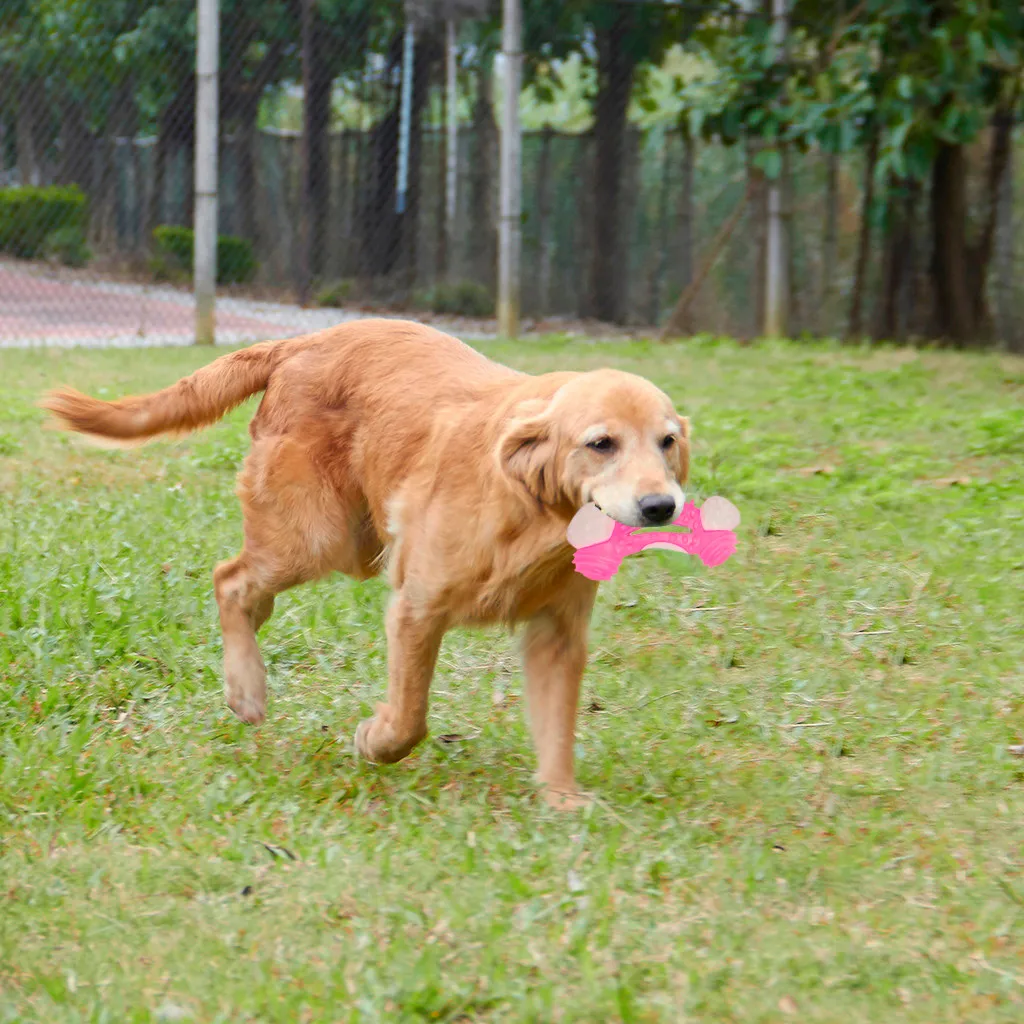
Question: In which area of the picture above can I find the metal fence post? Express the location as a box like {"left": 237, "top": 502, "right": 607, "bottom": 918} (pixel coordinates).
{"left": 445, "top": 18, "right": 458, "bottom": 279}
{"left": 764, "top": 0, "right": 788, "bottom": 339}
{"left": 194, "top": 0, "right": 219, "bottom": 345}
{"left": 497, "top": 0, "right": 522, "bottom": 339}
{"left": 396, "top": 20, "right": 415, "bottom": 217}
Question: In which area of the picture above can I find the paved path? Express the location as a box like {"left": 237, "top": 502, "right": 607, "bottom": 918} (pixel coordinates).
{"left": 0, "top": 261, "right": 494, "bottom": 348}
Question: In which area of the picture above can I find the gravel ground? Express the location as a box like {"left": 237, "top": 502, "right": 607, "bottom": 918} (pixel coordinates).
{"left": 0, "top": 259, "right": 505, "bottom": 348}
{"left": 0, "top": 258, "right": 651, "bottom": 349}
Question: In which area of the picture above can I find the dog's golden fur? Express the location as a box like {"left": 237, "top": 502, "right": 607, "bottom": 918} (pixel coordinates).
{"left": 42, "top": 319, "right": 690, "bottom": 807}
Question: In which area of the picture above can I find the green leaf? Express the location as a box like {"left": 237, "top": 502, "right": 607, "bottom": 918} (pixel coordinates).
{"left": 967, "top": 30, "right": 987, "bottom": 66}
{"left": 889, "top": 119, "right": 912, "bottom": 153}
{"left": 990, "top": 29, "right": 1019, "bottom": 68}
{"left": 838, "top": 119, "right": 856, "bottom": 153}
{"left": 753, "top": 147, "right": 782, "bottom": 180}
{"left": 940, "top": 105, "right": 961, "bottom": 141}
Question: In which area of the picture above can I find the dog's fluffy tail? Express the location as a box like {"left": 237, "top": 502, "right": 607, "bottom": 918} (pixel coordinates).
{"left": 41, "top": 339, "right": 294, "bottom": 446}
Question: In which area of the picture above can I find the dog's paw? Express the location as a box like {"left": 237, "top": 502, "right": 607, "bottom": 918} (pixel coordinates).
{"left": 353, "top": 716, "right": 381, "bottom": 763}
{"left": 226, "top": 693, "right": 266, "bottom": 726}
{"left": 354, "top": 703, "right": 425, "bottom": 764}
{"left": 538, "top": 784, "right": 591, "bottom": 811}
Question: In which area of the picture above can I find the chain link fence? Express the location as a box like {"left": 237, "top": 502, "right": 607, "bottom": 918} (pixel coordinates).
{"left": 0, "top": 1, "right": 1020, "bottom": 347}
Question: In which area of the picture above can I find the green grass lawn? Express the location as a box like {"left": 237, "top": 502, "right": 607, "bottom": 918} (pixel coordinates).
{"left": 1, "top": 336, "right": 1023, "bottom": 1023}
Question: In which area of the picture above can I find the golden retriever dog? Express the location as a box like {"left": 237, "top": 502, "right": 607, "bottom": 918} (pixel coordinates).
{"left": 42, "top": 319, "right": 690, "bottom": 808}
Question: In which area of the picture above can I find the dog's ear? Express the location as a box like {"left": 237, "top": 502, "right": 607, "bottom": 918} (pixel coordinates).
{"left": 498, "top": 398, "right": 562, "bottom": 505}
{"left": 674, "top": 416, "right": 691, "bottom": 485}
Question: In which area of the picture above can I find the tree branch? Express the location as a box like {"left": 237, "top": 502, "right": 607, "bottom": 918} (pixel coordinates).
{"left": 659, "top": 182, "right": 752, "bottom": 341}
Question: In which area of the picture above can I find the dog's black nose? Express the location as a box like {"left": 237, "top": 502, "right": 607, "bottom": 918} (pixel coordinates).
{"left": 638, "top": 494, "right": 676, "bottom": 525}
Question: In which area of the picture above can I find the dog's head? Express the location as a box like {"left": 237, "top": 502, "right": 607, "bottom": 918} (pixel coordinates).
{"left": 498, "top": 369, "right": 690, "bottom": 527}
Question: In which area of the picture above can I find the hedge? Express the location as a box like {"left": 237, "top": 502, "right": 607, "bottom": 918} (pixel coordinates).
{"left": 0, "top": 186, "right": 88, "bottom": 260}
{"left": 412, "top": 279, "right": 494, "bottom": 318}
{"left": 152, "top": 225, "right": 257, "bottom": 285}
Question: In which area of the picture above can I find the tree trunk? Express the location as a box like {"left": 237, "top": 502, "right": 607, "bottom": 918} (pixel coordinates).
{"left": 183, "top": 132, "right": 196, "bottom": 228}
{"left": 360, "top": 36, "right": 402, "bottom": 281}
{"left": 994, "top": 119, "right": 1017, "bottom": 350}
{"left": 929, "top": 142, "right": 977, "bottom": 344}
{"left": 648, "top": 130, "right": 673, "bottom": 325}
{"left": 366, "top": 103, "right": 401, "bottom": 279}
{"left": 120, "top": 82, "right": 139, "bottom": 252}
{"left": 662, "top": 129, "right": 695, "bottom": 331}
{"left": 222, "top": 33, "right": 281, "bottom": 252}
{"left": 585, "top": 9, "right": 637, "bottom": 323}
{"left": 963, "top": 105, "right": 1015, "bottom": 344}
{"left": 574, "top": 135, "right": 595, "bottom": 316}
{"left": 93, "top": 81, "right": 135, "bottom": 251}
{"left": 847, "top": 127, "right": 878, "bottom": 340}
{"left": 975, "top": 107, "right": 1013, "bottom": 289}
{"left": 437, "top": 89, "right": 449, "bottom": 281}
{"left": 434, "top": 77, "right": 446, "bottom": 282}
{"left": 821, "top": 150, "right": 839, "bottom": 335}
{"left": 746, "top": 141, "right": 766, "bottom": 337}
{"left": 875, "top": 179, "right": 918, "bottom": 341}
{"left": 151, "top": 79, "right": 195, "bottom": 235}
{"left": 535, "top": 125, "right": 554, "bottom": 317}
{"left": 781, "top": 146, "right": 796, "bottom": 334}
{"left": 402, "top": 27, "right": 440, "bottom": 294}
{"left": 680, "top": 130, "right": 695, "bottom": 294}
{"left": 235, "top": 98, "right": 259, "bottom": 245}
{"left": 299, "top": 4, "right": 333, "bottom": 300}
{"left": 660, "top": 184, "right": 751, "bottom": 341}
{"left": 16, "top": 80, "right": 41, "bottom": 187}
{"left": 148, "top": 133, "right": 166, "bottom": 244}
{"left": 309, "top": 52, "right": 332, "bottom": 283}
{"left": 468, "top": 56, "right": 497, "bottom": 290}
{"left": 57, "top": 98, "right": 92, "bottom": 189}
{"left": 130, "top": 124, "right": 144, "bottom": 252}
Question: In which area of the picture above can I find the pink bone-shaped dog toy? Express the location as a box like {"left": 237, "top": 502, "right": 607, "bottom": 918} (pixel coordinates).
{"left": 566, "top": 496, "right": 740, "bottom": 581}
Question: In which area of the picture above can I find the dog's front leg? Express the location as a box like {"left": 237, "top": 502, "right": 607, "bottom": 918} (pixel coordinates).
{"left": 523, "top": 583, "right": 597, "bottom": 809}
{"left": 355, "top": 592, "right": 444, "bottom": 764}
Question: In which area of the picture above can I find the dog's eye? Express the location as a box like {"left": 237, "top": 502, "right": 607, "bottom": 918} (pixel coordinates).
{"left": 587, "top": 437, "right": 616, "bottom": 453}
{"left": 660, "top": 435, "right": 676, "bottom": 450}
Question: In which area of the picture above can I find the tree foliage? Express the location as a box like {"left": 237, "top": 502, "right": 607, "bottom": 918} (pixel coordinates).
{"left": 678, "top": 0, "right": 1024, "bottom": 179}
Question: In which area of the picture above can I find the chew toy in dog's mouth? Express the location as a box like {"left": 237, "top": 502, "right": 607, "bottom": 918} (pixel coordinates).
{"left": 566, "top": 497, "right": 740, "bottom": 581}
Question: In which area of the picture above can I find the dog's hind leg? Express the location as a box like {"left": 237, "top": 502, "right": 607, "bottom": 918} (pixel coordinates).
{"left": 213, "top": 553, "right": 282, "bottom": 725}
{"left": 213, "top": 435, "right": 381, "bottom": 725}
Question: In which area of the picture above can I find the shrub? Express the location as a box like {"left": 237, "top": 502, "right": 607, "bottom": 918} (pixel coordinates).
{"left": 0, "top": 186, "right": 88, "bottom": 260}
{"left": 217, "top": 235, "right": 257, "bottom": 284}
{"left": 152, "top": 224, "right": 193, "bottom": 270}
{"left": 151, "top": 225, "right": 257, "bottom": 285}
{"left": 315, "top": 279, "right": 355, "bottom": 308}
{"left": 147, "top": 250, "right": 185, "bottom": 283}
{"left": 43, "top": 225, "right": 92, "bottom": 268}
{"left": 412, "top": 279, "right": 493, "bottom": 318}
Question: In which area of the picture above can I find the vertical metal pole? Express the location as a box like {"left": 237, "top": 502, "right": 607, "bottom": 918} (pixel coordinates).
{"left": 498, "top": 0, "right": 522, "bottom": 339}
{"left": 194, "top": 0, "right": 219, "bottom": 345}
{"left": 297, "top": 0, "right": 313, "bottom": 305}
{"left": 396, "top": 21, "right": 415, "bottom": 215}
{"left": 445, "top": 18, "right": 458, "bottom": 279}
{"left": 764, "top": 0, "right": 787, "bottom": 338}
